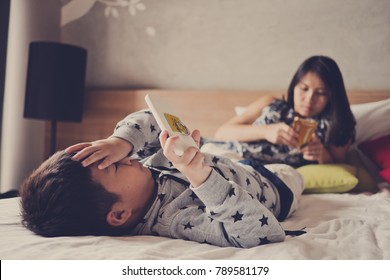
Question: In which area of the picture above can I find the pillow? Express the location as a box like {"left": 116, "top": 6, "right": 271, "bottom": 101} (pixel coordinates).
{"left": 346, "top": 149, "right": 379, "bottom": 193}
{"left": 351, "top": 98, "right": 390, "bottom": 144}
{"left": 359, "top": 134, "right": 390, "bottom": 183}
{"left": 380, "top": 168, "right": 390, "bottom": 183}
{"left": 297, "top": 164, "right": 358, "bottom": 194}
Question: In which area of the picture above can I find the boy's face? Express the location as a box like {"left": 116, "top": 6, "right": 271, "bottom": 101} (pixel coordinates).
{"left": 90, "top": 158, "right": 155, "bottom": 211}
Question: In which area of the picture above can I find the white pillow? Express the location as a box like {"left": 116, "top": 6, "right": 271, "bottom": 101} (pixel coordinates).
{"left": 351, "top": 98, "right": 390, "bottom": 144}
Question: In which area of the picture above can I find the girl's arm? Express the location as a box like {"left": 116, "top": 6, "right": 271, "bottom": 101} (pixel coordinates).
{"left": 301, "top": 136, "right": 351, "bottom": 164}
{"left": 214, "top": 96, "right": 275, "bottom": 141}
{"left": 215, "top": 96, "right": 299, "bottom": 147}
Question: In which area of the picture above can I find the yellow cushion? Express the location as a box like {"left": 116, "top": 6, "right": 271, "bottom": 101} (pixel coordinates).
{"left": 297, "top": 164, "right": 358, "bottom": 194}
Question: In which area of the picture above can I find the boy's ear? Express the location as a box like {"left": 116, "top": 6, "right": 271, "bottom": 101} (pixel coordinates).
{"left": 106, "top": 205, "right": 132, "bottom": 227}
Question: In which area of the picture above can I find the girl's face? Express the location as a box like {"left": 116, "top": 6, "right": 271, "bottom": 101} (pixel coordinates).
{"left": 293, "top": 72, "right": 330, "bottom": 118}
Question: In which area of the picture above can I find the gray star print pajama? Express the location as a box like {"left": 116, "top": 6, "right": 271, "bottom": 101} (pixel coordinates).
{"left": 112, "top": 110, "right": 304, "bottom": 248}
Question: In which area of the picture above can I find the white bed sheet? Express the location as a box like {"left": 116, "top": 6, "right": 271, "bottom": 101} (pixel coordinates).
{"left": 1, "top": 191, "right": 389, "bottom": 260}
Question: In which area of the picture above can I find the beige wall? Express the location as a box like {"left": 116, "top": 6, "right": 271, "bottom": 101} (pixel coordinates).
{"left": 1, "top": 0, "right": 60, "bottom": 193}
{"left": 61, "top": 0, "right": 390, "bottom": 91}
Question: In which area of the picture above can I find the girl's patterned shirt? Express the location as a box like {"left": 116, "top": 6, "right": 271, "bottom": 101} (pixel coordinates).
{"left": 205, "top": 99, "right": 330, "bottom": 167}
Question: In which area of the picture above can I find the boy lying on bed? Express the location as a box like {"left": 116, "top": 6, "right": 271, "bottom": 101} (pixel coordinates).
{"left": 20, "top": 110, "right": 304, "bottom": 248}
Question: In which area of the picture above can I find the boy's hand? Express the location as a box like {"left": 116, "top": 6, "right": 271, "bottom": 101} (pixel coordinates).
{"left": 65, "top": 137, "right": 133, "bottom": 169}
{"left": 159, "top": 129, "right": 212, "bottom": 188}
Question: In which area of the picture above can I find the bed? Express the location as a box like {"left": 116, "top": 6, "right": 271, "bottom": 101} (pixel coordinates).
{"left": 1, "top": 89, "right": 389, "bottom": 260}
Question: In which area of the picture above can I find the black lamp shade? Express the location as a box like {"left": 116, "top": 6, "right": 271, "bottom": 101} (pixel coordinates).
{"left": 24, "top": 41, "right": 87, "bottom": 122}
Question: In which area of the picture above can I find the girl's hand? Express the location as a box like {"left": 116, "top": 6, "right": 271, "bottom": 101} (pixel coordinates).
{"left": 300, "top": 135, "right": 331, "bottom": 163}
{"left": 65, "top": 137, "right": 133, "bottom": 169}
{"left": 265, "top": 123, "right": 299, "bottom": 147}
{"left": 159, "top": 130, "right": 212, "bottom": 187}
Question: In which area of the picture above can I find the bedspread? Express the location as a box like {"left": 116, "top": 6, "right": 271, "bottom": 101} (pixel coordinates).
{"left": 1, "top": 191, "right": 389, "bottom": 260}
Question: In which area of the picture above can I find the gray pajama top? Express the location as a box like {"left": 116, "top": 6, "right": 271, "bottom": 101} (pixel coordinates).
{"left": 111, "top": 110, "right": 293, "bottom": 248}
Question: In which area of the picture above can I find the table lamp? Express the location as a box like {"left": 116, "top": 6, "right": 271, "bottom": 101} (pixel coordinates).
{"left": 24, "top": 41, "right": 87, "bottom": 155}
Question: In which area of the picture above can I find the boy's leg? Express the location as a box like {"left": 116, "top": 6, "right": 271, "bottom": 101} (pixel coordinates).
{"left": 265, "top": 164, "right": 304, "bottom": 217}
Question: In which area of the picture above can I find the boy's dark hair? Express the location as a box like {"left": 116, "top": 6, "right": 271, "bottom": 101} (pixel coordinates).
{"left": 286, "top": 55, "right": 356, "bottom": 147}
{"left": 20, "top": 151, "right": 123, "bottom": 237}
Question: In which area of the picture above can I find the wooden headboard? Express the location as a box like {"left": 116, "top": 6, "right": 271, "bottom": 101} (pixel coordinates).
{"left": 52, "top": 89, "right": 390, "bottom": 156}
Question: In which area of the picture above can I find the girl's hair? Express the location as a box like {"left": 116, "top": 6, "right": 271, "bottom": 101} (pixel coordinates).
{"left": 20, "top": 151, "right": 125, "bottom": 237}
{"left": 286, "top": 55, "right": 356, "bottom": 146}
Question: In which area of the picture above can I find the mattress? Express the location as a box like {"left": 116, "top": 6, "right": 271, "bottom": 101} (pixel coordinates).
{"left": 1, "top": 190, "right": 389, "bottom": 260}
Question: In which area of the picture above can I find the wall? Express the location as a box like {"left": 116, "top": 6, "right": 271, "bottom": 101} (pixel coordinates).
{"left": 0, "top": 0, "right": 10, "bottom": 147}
{"left": 0, "top": 0, "right": 60, "bottom": 193}
{"left": 1, "top": 0, "right": 388, "bottom": 193}
{"left": 61, "top": 0, "right": 390, "bottom": 91}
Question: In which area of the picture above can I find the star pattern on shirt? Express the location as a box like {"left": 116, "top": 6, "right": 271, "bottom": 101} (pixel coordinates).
{"left": 183, "top": 222, "right": 194, "bottom": 230}
{"left": 259, "top": 183, "right": 265, "bottom": 191}
{"left": 259, "top": 215, "right": 268, "bottom": 226}
{"left": 232, "top": 211, "right": 243, "bottom": 222}
{"left": 134, "top": 123, "right": 141, "bottom": 130}
{"left": 210, "top": 211, "right": 218, "bottom": 216}
{"left": 137, "top": 150, "right": 146, "bottom": 157}
{"left": 228, "top": 187, "right": 236, "bottom": 197}
{"left": 212, "top": 156, "right": 220, "bottom": 165}
{"left": 246, "top": 178, "right": 251, "bottom": 185}
{"left": 158, "top": 193, "right": 166, "bottom": 202}
{"left": 150, "top": 124, "right": 156, "bottom": 132}
{"left": 259, "top": 194, "right": 267, "bottom": 204}
{"left": 198, "top": 205, "right": 206, "bottom": 212}
{"left": 229, "top": 168, "right": 236, "bottom": 175}
{"left": 270, "top": 202, "right": 276, "bottom": 212}
{"left": 259, "top": 237, "right": 270, "bottom": 245}
{"left": 189, "top": 191, "right": 198, "bottom": 201}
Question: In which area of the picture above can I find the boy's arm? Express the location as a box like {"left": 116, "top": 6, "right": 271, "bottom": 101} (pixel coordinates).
{"left": 159, "top": 129, "right": 285, "bottom": 247}
{"left": 112, "top": 109, "right": 162, "bottom": 158}
{"left": 67, "top": 109, "right": 162, "bottom": 168}
{"left": 159, "top": 129, "right": 212, "bottom": 187}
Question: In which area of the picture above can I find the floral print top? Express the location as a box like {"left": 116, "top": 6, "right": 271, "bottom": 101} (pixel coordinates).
{"left": 205, "top": 99, "right": 330, "bottom": 168}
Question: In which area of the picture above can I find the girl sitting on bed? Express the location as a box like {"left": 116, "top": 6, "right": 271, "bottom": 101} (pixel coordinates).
{"left": 206, "top": 55, "right": 356, "bottom": 168}
{"left": 20, "top": 109, "right": 304, "bottom": 248}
